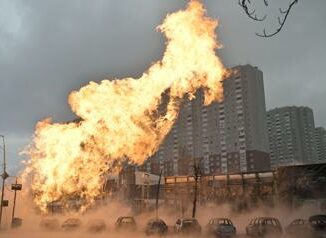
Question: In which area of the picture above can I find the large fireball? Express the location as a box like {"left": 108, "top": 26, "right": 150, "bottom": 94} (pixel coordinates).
{"left": 23, "top": 0, "right": 226, "bottom": 212}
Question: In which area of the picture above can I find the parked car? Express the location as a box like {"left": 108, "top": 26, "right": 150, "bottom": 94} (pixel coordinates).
{"left": 308, "top": 215, "right": 326, "bottom": 238}
{"left": 206, "top": 218, "right": 236, "bottom": 238}
{"left": 39, "top": 217, "right": 60, "bottom": 231}
{"left": 174, "top": 218, "right": 202, "bottom": 235}
{"left": 61, "top": 218, "right": 82, "bottom": 231}
{"left": 86, "top": 219, "right": 106, "bottom": 233}
{"left": 115, "top": 216, "right": 137, "bottom": 231}
{"left": 246, "top": 217, "right": 282, "bottom": 237}
{"left": 11, "top": 217, "right": 23, "bottom": 229}
{"left": 145, "top": 218, "right": 168, "bottom": 236}
{"left": 285, "top": 219, "right": 311, "bottom": 237}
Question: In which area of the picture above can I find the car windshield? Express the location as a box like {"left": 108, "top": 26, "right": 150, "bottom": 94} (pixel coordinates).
{"left": 292, "top": 219, "right": 306, "bottom": 225}
{"left": 152, "top": 222, "right": 163, "bottom": 228}
{"left": 218, "top": 219, "right": 231, "bottom": 225}
{"left": 183, "top": 220, "right": 197, "bottom": 227}
{"left": 121, "top": 217, "right": 134, "bottom": 223}
{"left": 67, "top": 219, "right": 79, "bottom": 223}
{"left": 311, "top": 219, "right": 326, "bottom": 225}
{"left": 42, "top": 219, "right": 57, "bottom": 223}
{"left": 88, "top": 219, "right": 104, "bottom": 225}
{"left": 263, "top": 218, "right": 279, "bottom": 226}
{"left": 265, "top": 220, "right": 273, "bottom": 225}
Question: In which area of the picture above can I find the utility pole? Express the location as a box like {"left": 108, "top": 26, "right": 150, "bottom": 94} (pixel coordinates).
{"left": 192, "top": 161, "right": 201, "bottom": 218}
{"left": 155, "top": 170, "right": 162, "bottom": 219}
{"left": 11, "top": 178, "right": 17, "bottom": 222}
{"left": 10, "top": 176, "right": 22, "bottom": 229}
{"left": 0, "top": 135, "right": 9, "bottom": 228}
{"left": 11, "top": 177, "right": 22, "bottom": 223}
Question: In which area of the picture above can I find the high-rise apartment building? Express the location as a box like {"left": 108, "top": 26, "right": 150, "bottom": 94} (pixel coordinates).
{"left": 267, "top": 106, "right": 317, "bottom": 168}
{"left": 146, "top": 65, "right": 270, "bottom": 176}
{"left": 218, "top": 65, "right": 270, "bottom": 173}
{"left": 315, "top": 127, "right": 326, "bottom": 162}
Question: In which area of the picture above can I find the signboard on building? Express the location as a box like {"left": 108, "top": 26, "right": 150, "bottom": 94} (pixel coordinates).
{"left": 11, "top": 183, "right": 22, "bottom": 191}
{"left": 2, "top": 200, "right": 9, "bottom": 207}
{"left": 135, "top": 172, "right": 164, "bottom": 185}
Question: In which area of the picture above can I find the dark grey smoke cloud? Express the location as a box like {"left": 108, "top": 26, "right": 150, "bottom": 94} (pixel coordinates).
{"left": 1, "top": 0, "right": 326, "bottom": 172}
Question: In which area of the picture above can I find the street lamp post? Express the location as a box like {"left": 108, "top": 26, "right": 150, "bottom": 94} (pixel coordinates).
{"left": 0, "top": 135, "right": 8, "bottom": 228}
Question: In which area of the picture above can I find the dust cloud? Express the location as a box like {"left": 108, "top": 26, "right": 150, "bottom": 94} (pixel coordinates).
{"left": 0, "top": 197, "right": 322, "bottom": 238}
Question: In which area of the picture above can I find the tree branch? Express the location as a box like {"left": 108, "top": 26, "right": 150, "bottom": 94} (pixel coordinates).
{"left": 239, "top": 0, "right": 299, "bottom": 38}
{"left": 256, "top": 0, "right": 298, "bottom": 37}
{"left": 239, "top": 0, "right": 267, "bottom": 21}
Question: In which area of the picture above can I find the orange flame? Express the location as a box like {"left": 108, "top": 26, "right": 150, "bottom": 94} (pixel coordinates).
{"left": 23, "top": 0, "right": 225, "bottom": 212}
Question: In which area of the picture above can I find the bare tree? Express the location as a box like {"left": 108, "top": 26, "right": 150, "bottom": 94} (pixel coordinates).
{"left": 239, "top": 0, "right": 299, "bottom": 37}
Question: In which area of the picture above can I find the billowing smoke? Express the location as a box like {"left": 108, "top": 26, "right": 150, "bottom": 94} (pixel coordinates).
{"left": 22, "top": 0, "right": 226, "bottom": 212}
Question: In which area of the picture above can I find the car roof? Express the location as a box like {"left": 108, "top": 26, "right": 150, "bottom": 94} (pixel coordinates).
{"left": 149, "top": 218, "right": 165, "bottom": 223}
{"left": 41, "top": 217, "right": 58, "bottom": 221}
{"left": 292, "top": 218, "right": 306, "bottom": 222}
{"left": 210, "top": 218, "right": 231, "bottom": 221}
{"left": 66, "top": 218, "right": 80, "bottom": 221}
{"left": 255, "top": 217, "right": 279, "bottom": 220}
{"left": 181, "top": 218, "right": 198, "bottom": 221}
{"left": 88, "top": 219, "right": 105, "bottom": 223}
{"left": 64, "top": 218, "right": 81, "bottom": 224}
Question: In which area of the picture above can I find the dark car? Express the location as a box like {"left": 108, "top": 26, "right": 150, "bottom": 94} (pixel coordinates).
{"left": 308, "top": 215, "right": 326, "bottom": 238}
{"left": 115, "top": 216, "right": 137, "bottom": 231}
{"left": 285, "top": 219, "right": 311, "bottom": 238}
{"left": 39, "top": 218, "right": 60, "bottom": 231}
{"left": 206, "top": 218, "right": 236, "bottom": 238}
{"left": 11, "top": 217, "right": 23, "bottom": 229}
{"left": 246, "top": 217, "right": 282, "bottom": 237}
{"left": 174, "top": 218, "right": 202, "bottom": 235}
{"left": 61, "top": 218, "right": 82, "bottom": 231}
{"left": 86, "top": 219, "right": 106, "bottom": 233}
{"left": 145, "top": 218, "right": 168, "bottom": 236}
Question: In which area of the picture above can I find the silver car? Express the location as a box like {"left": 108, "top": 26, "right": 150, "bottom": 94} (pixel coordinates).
{"left": 206, "top": 218, "right": 236, "bottom": 238}
{"left": 246, "top": 217, "right": 282, "bottom": 237}
{"left": 39, "top": 218, "right": 60, "bottom": 231}
{"left": 174, "top": 218, "right": 202, "bottom": 235}
{"left": 86, "top": 219, "right": 106, "bottom": 233}
{"left": 61, "top": 218, "right": 82, "bottom": 231}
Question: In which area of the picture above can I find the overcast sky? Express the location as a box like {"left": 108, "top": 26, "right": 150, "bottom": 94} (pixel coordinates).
{"left": 1, "top": 0, "right": 326, "bottom": 173}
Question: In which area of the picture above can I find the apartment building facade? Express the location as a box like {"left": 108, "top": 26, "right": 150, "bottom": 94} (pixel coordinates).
{"left": 267, "top": 106, "right": 317, "bottom": 168}
{"left": 315, "top": 127, "right": 326, "bottom": 162}
{"left": 146, "top": 65, "right": 270, "bottom": 176}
